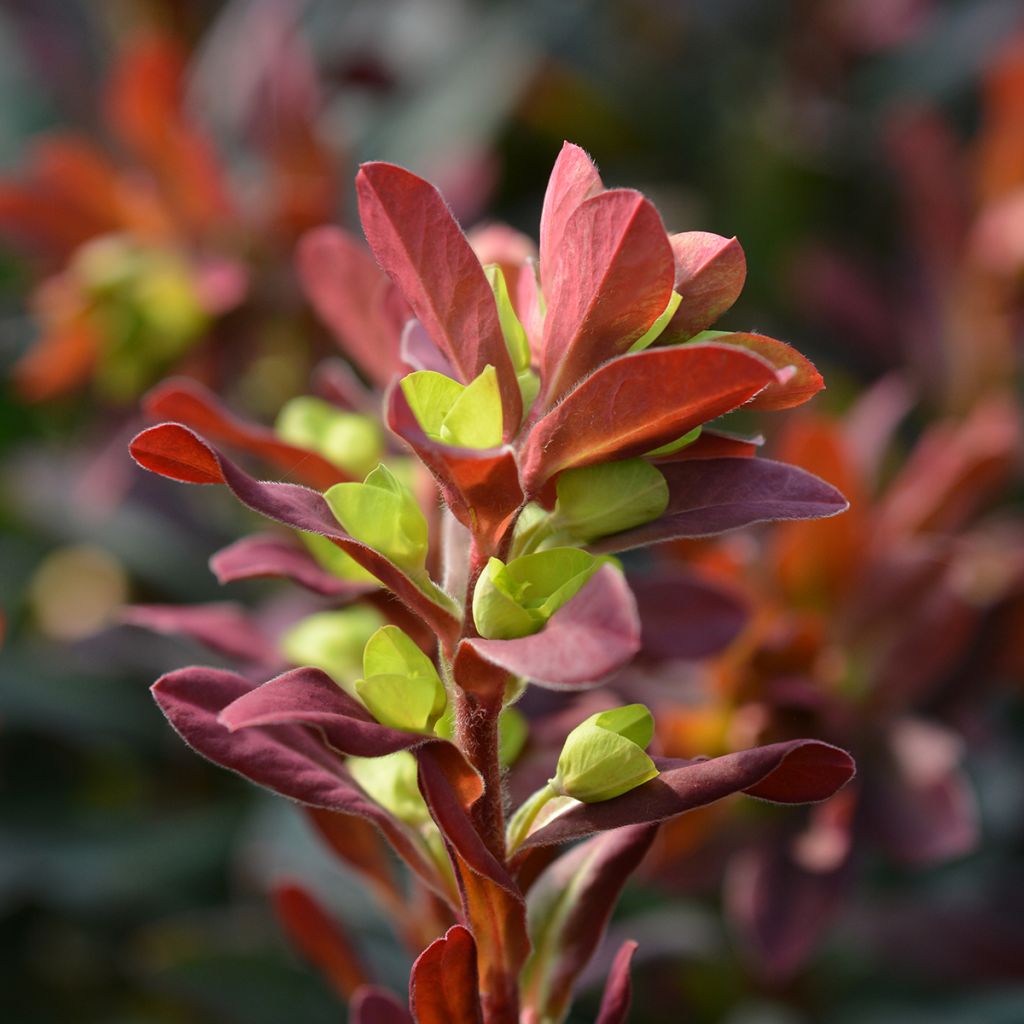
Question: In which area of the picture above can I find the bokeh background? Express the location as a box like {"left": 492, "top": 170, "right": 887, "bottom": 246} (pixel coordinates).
{"left": 2, "top": 1, "right": 1023, "bottom": 1021}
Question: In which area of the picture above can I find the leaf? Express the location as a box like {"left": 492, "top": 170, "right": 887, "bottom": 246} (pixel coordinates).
{"left": 539, "top": 190, "right": 675, "bottom": 403}
{"left": 409, "top": 926, "right": 483, "bottom": 1024}
{"left": 591, "top": 458, "right": 849, "bottom": 553}
{"left": 271, "top": 881, "right": 369, "bottom": 1000}
{"left": 401, "top": 366, "right": 504, "bottom": 449}
{"left": 518, "top": 740, "right": 856, "bottom": 850}
{"left": 296, "top": 226, "right": 404, "bottom": 389}
{"left": 279, "top": 607, "right": 386, "bottom": 689}
{"left": 142, "top": 377, "right": 348, "bottom": 490}
{"left": 350, "top": 986, "right": 414, "bottom": 1024}
{"left": 520, "top": 344, "right": 778, "bottom": 493}
{"left": 463, "top": 564, "right": 641, "bottom": 689}
{"left": 522, "top": 827, "right": 656, "bottom": 1022}
{"left": 129, "top": 424, "right": 462, "bottom": 650}
{"left": 355, "top": 162, "right": 522, "bottom": 438}
{"left": 594, "top": 941, "right": 639, "bottom": 1024}
{"left": 346, "top": 751, "right": 430, "bottom": 826}
{"left": 217, "top": 666, "right": 430, "bottom": 757}
{"left": 554, "top": 460, "right": 668, "bottom": 543}
{"left": 209, "top": 533, "right": 377, "bottom": 598}
{"left": 539, "top": 141, "right": 604, "bottom": 290}
{"left": 275, "top": 396, "right": 383, "bottom": 478}
{"left": 662, "top": 231, "right": 746, "bottom": 340}
{"left": 706, "top": 333, "right": 823, "bottom": 411}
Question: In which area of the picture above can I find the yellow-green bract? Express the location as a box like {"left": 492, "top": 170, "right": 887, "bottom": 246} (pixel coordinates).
{"left": 401, "top": 365, "right": 503, "bottom": 449}
{"left": 279, "top": 606, "right": 386, "bottom": 694}
{"left": 275, "top": 396, "right": 383, "bottom": 478}
{"left": 347, "top": 750, "right": 430, "bottom": 825}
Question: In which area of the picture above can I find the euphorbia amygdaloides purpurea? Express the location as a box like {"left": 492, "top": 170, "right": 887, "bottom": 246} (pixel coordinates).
{"left": 129, "top": 142, "right": 855, "bottom": 1023}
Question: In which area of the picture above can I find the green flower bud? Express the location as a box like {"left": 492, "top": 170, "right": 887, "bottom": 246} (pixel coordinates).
{"left": 279, "top": 606, "right": 386, "bottom": 693}
{"left": 401, "top": 365, "right": 503, "bottom": 449}
{"left": 472, "top": 547, "right": 608, "bottom": 640}
{"left": 347, "top": 750, "right": 429, "bottom": 826}
{"left": 276, "top": 396, "right": 383, "bottom": 478}
{"left": 550, "top": 704, "right": 659, "bottom": 803}
{"left": 324, "top": 464, "right": 429, "bottom": 572}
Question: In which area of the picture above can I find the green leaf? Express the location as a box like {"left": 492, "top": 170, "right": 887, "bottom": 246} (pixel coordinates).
{"left": 356, "top": 673, "right": 441, "bottom": 733}
{"left": 472, "top": 548, "right": 607, "bottom": 640}
{"left": 275, "top": 397, "right": 383, "bottom": 477}
{"left": 628, "top": 289, "right": 683, "bottom": 352}
{"left": 279, "top": 606, "right": 386, "bottom": 692}
{"left": 300, "top": 533, "right": 379, "bottom": 583}
{"left": 363, "top": 625, "right": 438, "bottom": 686}
{"left": 439, "top": 365, "right": 503, "bottom": 448}
{"left": 550, "top": 704, "right": 658, "bottom": 802}
{"left": 324, "top": 464, "right": 429, "bottom": 572}
{"left": 400, "top": 371, "right": 465, "bottom": 441}
{"left": 644, "top": 425, "right": 702, "bottom": 458}
{"left": 347, "top": 751, "right": 430, "bottom": 825}
{"left": 499, "top": 706, "right": 528, "bottom": 766}
{"left": 484, "top": 264, "right": 531, "bottom": 372}
{"left": 553, "top": 460, "right": 669, "bottom": 542}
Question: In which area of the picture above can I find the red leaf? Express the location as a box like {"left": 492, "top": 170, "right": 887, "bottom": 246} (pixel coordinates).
{"left": 663, "top": 231, "right": 746, "bottom": 340}
{"left": 143, "top": 377, "right": 349, "bottom": 490}
{"left": 462, "top": 565, "right": 641, "bottom": 689}
{"left": 521, "top": 344, "right": 777, "bottom": 493}
{"left": 355, "top": 162, "right": 521, "bottom": 438}
{"left": 297, "top": 227, "right": 405, "bottom": 389}
{"left": 711, "top": 333, "right": 824, "bottom": 410}
{"left": 519, "top": 740, "right": 855, "bottom": 850}
{"left": 410, "top": 926, "right": 483, "bottom": 1024}
{"left": 594, "top": 940, "right": 638, "bottom": 1024}
{"left": 129, "top": 424, "right": 461, "bottom": 651}
{"left": 539, "top": 189, "right": 675, "bottom": 403}
{"left": 538, "top": 142, "right": 603, "bottom": 290}
{"left": 272, "top": 881, "right": 369, "bottom": 1000}
{"left": 351, "top": 987, "right": 414, "bottom": 1024}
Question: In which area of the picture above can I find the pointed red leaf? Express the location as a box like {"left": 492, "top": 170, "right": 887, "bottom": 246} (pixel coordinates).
{"left": 592, "top": 458, "right": 849, "bottom": 553}
{"left": 410, "top": 925, "right": 483, "bottom": 1024}
{"left": 219, "top": 666, "right": 429, "bottom": 758}
{"left": 519, "top": 740, "right": 855, "bottom": 850}
{"left": 210, "top": 533, "right": 376, "bottom": 598}
{"left": 711, "top": 333, "right": 824, "bottom": 410}
{"left": 351, "top": 987, "right": 414, "bottom": 1024}
{"left": 650, "top": 428, "right": 762, "bottom": 463}
{"left": 522, "top": 826, "right": 656, "bottom": 1023}
{"left": 538, "top": 142, "right": 603, "bottom": 290}
{"left": 297, "top": 227, "right": 405, "bottom": 389}
{"left": 462, "top": 565, "right": 640, "bottom": 689}
{"left": 355, "top": 162, "right": 521, "bottom": 438}
{"left": 272, "top": 881, "right": 370, "bottom": 1000}
{"left": 663, "top": 231, "right": 746, "bottom": 340}
{"left": 386, "top": 383, "right": 523, "bottom": 551}
{"left": 539, "top": 189, "right": 675, "bottom": 402}
{"left": 521, "top": 344, "right": 777, "bottom": 493}
{"left": 143, "top": 378, "right": 349, "bottom": 490}
{"left": 594, "top": 941, "right": 638, "bottom": 1024}
{"left": 130, "top": 424, "right": 461, "bottom": 651}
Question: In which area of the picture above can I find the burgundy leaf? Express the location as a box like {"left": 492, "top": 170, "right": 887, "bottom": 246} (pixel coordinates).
{"left": 355, "top": 162, "right": 522, "bottom": 438}
{"left": 129, "top": 424, "right": 461, "bottom": 651}
{"left": 538, "top": 141, "right": 603, "bottom": 291}
{"left": 592, "top": 458, "right": 848, "bottom": 554}
{"left": 519, "top": 740, "right": 855, "bottom": 850}
{"left": 143, "top": 377, "right": 348, "bottom": 490}
{"left": 297, "top": 226, "right": 404, "bottom": 389}
{"left": 219, "top": 666, "right": 428, "bottom": 758}
{"left": 119, "top": 602, "right": 280, "bottom": 666}
{"left": 386, "top": 384, "right": 523, "bottom": 551}
{"left": 710, "top": 333, "right": 823, "bottom": 411}
{"left": 462, "top": 565, "right": 641, "bottom": 689}
{"left": 663, "top": 231, "right": 746, "bottom": 340}
{"left": 150, "top": 666, "right": 444, "bottom": 895}
{"left": 210, "top": 532, "right": 375, "bottom": 598}
{"left": 594, "top": 940, "right": 638, "bottom": 1024}
{"left": 521, "top": 825, "right": 656, "bottom": 1023}
{"left": 521, "top": 345, "right": 778, "bottom": 493}
{"left": 539, "top": 189, "right": 675, "bottom": 403}
{"left": 351, "top": 986, "right": 414, "bottom": 1024}
{"left": 410, "top": 925, "right": 483, "bottom": 1024}
{"left": 271, "top": 881, "right": 370, "bottom": 1000}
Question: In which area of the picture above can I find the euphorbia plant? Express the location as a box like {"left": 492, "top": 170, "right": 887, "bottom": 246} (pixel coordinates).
{"left": 129, "top": 143, "right": 855, "bottom": 1023}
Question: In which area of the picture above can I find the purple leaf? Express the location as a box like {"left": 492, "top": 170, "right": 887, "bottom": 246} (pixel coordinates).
{"left": 521, "top": 825, "right": 657, "bottom": 1022}
{"left": 462, "top": 565, "right": 641, "bottom": 690}
{"left": 350, "top": 986, "right": 414, "bottom": 1024}
{"left": 210, "top": 532, "right": 377, "bottom": 598}
{"left": 594, "top": 940, "right": 638, "bottom": 1024}
{"left": 519, "top": 740, "right": 856, "bottom": 850}
{"left": 592, "top": 458, "right": 849, "bottom": 553}
{"left": 218, "top": 666, "right": 428, "bottom": 758}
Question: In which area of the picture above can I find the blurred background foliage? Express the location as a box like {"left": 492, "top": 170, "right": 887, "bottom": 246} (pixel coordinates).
{"left": 1, "top": 0, "right": 1023, "bottom": 1021}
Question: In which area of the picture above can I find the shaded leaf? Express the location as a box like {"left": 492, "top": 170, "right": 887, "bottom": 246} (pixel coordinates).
{"left": 350, "top": 986, "right": 414, "bottom": 1024}
{"left": 594, "top": 940, "right": 639, "bottom": 1024}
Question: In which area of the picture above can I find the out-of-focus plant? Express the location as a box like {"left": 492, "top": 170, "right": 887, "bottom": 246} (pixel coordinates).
{"left": 125, "top": 143, "right": 856, "bottom": 1022}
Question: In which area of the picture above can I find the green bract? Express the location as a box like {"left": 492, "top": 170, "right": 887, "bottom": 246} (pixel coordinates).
{"left": 628, "top": 289, "right": 683, "bottom": 352}
{"left": 354, "top": 626, "right": 446, "bottom": 733}
{"left": 472, "top": 547, "right": 608, "bottom": 640}
{"left": 484, "top": 264, "right": 539, "bottom": 410}
{"left": 553, "top": 459, "right": 669, "bottom": 542}
{"left": 275, "top": 396, "right": 383, "bottom": 478}
{"left": 300, "top": 533, "right": 379, "bottom": 584}
{"left": 401, "top": 365, "right": 503, "bottom": 449}
{"left": 645, "top": 425, "right": 702, "bottom": 458}
{"left": 347, "top": 751, "right": 430, "bottom": 826}
{"left": 324, "top": 464, "right": 429, "bottom": 572}
{"left": 550, "top": 704, "right": 659, "bottom": 803}
{"left": 279, "top": 605, "right": 386, "bottom": 693}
